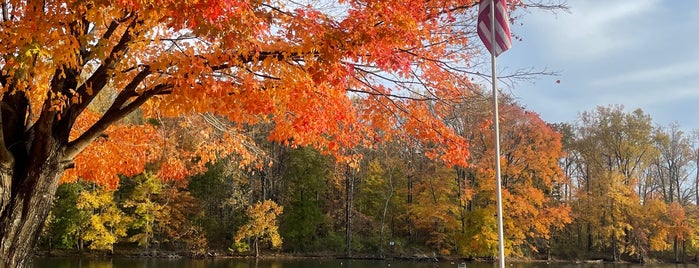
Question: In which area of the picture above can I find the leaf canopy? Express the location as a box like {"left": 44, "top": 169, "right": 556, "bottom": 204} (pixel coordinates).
{"left": 0, "top": 0, "right": 509, "bottom": 185}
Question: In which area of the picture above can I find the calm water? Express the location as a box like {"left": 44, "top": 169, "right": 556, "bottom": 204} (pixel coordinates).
{"left": 31, "top": 258, "right": 699, "bottom": 268}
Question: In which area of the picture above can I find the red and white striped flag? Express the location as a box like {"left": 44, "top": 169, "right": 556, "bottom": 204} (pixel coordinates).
{"left": 477, "top": 0, "right": 512, "bottom": 56}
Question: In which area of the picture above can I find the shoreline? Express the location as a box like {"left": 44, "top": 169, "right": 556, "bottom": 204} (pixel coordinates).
{"left": 34, "top": 249, "right": 697, "bottom": 264}
{"left": 35, "top": 249, "right": 683, "bottom": 264}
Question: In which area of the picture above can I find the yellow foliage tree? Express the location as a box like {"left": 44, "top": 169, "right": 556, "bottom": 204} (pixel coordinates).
{"left": 627, "top": 198, "right": 669, "bottom": 262}
{"left": 408, "top": 162, "right": 460, "bottom": 255}
{"left": 234, "top": 200, "right": 283, "bottom": 258}
{"left": 75, "top": 186, "right": 129, "bottom": 252}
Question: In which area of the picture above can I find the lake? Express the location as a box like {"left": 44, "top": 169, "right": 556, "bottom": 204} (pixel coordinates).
{"left": 31, "top": 258, "right": 699, "bottom": 268}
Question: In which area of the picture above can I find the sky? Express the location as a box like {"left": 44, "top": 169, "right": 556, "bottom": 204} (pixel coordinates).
{"left": 498, "top": 0, "right": 699, "bottom": 130}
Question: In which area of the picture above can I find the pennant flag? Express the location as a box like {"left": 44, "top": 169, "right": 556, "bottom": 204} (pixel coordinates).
{"left": 477, "top": 0, "right": 512, "bottom": 56}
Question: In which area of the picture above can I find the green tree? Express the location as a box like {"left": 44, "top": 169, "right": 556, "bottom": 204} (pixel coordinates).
{"left": 116, "top": 172, "right": 208, "bottom": 254}
{"left": 188, "top": 160, "right": 248, "bottom": 248}
{"left": 279, "top": 147, "right": 332, "bottom": 252}
{"left": 356, "top": 157, "right": 405, "bottom": 256}
{"left": 44, "top": 182, "right": 90, "bottom": 251}
{"left": 121, "top": 173, "right": 164, "bottom": 253}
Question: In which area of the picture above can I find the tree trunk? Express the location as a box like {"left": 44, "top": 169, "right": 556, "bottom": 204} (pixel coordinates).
{"left": 674, "top": 236, "right": 679, "bottom": 263}
{"left": 455, "top": 167, "right": 466, "bottom": 233}
{"left": 0, "top": 144, "right": 65, "bottom": 268}
{"left": 378, "top": 174, "right": 394, "bottom": 258}
{"left": 611, "top": 229, "right": 618, "bottom": 262}
{"left": 586, "top": 222, "right": 592, "bottom": 251}
{"left": 254, "top": 237, "right": 259, "bottom": 258}
{"left": 344, "top": 166, "right": 354, "bottom": 258}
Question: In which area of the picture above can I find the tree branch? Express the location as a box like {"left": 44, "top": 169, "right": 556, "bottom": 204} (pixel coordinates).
{"left": 104, "top": 66, "right": 152, "bottom": 115}
{"left": 1, "top": 1, "right": 8, "bottom": 22}
{"left": 82, "top": 12, "right": 134, "bottom": 63}
{"left": 70, "top": 16, "right": 139, "bottom": 122}
{"left": 209, "top": 50, "right": 316, "bottom": 71}
{"left": 64, "top": 83, "right": 172, "bottom": 160}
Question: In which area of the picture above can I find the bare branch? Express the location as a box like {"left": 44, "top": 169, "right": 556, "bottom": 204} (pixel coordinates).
{"left": 520, "top": 0, "right": 570, "bottom": 13}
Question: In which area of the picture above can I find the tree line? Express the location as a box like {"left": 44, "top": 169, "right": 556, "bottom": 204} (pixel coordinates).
{"left": 40, "top": 101, "right": 699, "bottom": 263}
{"left": 552, "top": 105, "right": 699, "bottom": 262}
{"left": 40, "top": 93, "right": 565, "bottom": 259}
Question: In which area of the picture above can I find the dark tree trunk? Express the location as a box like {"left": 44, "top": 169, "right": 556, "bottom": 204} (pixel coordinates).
{"left": 0, "top": 73, "right": 82, "bottom": 267}
{"left": 0, "top": 139, "right": 66, "bottom": 268}
{"left": 0, "top": 8, "right": 163, "bottom": 266}
{"left": 455, "top": 167, "right": 466, "bottom": 233}
{"left": 674, "top": 236, "right": 678, "bottom": 262}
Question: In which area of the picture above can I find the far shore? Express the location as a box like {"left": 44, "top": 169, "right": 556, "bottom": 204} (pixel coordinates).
{"left": 34, "top": 249, "right": 696, "bottom": 264}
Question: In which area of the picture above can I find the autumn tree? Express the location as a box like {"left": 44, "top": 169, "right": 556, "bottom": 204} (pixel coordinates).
{"left": 408, "top": 161, "right": 460, "bottom": 255}
{"left": 497, "top": 106, "right": 571, "bottom": 256}
{"left": 75, "top": 183, "right": 130, "bottom": 252}
{"left": 121, "top": 173, "right": 164, "bottom": 253}
{"left": 666, "top": 202, "right": 693, "bottom": 262}
{"left": 234, "top": 200, "right": 283, "bottom": 258}
{"left": 627, "top": 198, "right": 669, "bottom": 262}
{"left": 356, "top": 154, "right": 406, "bottom": 256}
{"left": 153, "top": 182, "right": 208, "bottom": 255}
{"left": 119, "top": 173, "right": 207, "bottom": 254}
{"left": 0, "top": 0, "right": 554, "bottom": 265}
{"left": 565, "top": 106, "right": 654, "bottom": 259}
{"left": 443, "top": 96, "right": 570, "bottom": 257}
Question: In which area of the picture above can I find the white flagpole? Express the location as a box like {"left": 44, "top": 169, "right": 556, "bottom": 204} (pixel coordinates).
{"left": 489, "top": 2, "right": 506, "bottom": 268}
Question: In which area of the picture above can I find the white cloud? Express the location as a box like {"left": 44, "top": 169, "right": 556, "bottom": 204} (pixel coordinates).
{"left": 591, "top": 60, "right": 699, "bottom": 87}
{"left": 592, "top": 79, "right": 699, "bottom": 110}
{"left": 508, "top": 1, "right": 699, "bottom": 129}
{"left": 525, "top": 0, "right": 661, "bottom": 61}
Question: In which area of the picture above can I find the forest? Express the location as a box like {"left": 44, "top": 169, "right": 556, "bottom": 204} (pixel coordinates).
{"left": 0, "top": 0, "right": 684, "bottom": 267}
{"left": 40, "top": 101, "right": 699, "bottom": 264}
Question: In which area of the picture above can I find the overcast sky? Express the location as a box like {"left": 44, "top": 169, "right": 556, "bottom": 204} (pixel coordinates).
{"left": 498, "top": 0, "right": 699, "bottom": 130}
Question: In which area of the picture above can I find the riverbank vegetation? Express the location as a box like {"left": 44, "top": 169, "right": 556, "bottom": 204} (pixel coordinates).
{"left": 39, "top": 101, "right": 699, "bottom": 263}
